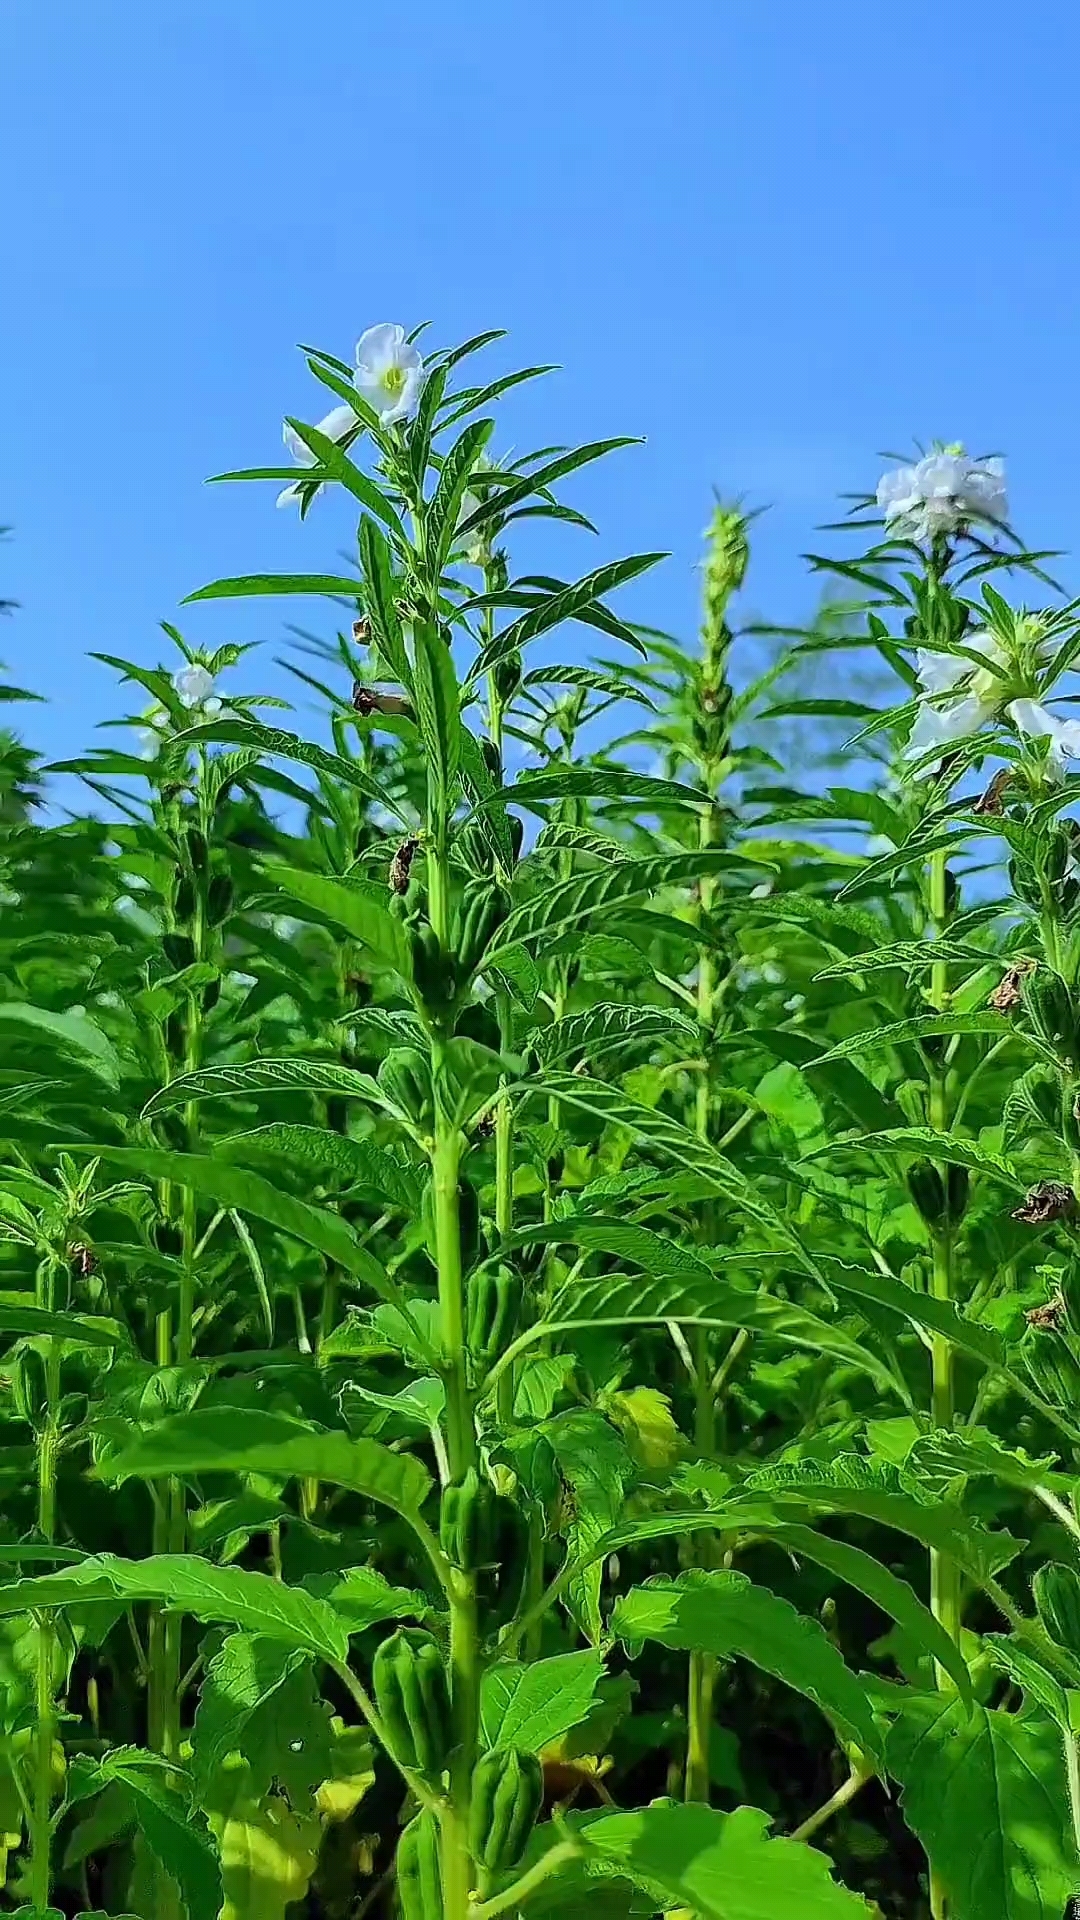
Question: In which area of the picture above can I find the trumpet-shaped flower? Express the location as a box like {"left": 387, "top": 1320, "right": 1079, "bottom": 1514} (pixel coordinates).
{"left": 906, "top": 628, "right": 1007, "bottom": 767}
{"left": 172, "top": 664, "right": 222, "bottom": 717}
{"left": 877, "top": 451, "right": 1008, "bottom": 543}
{"left": 354, "top": 324, "right": 424, "bottom": 426}
{"left": 277, "top": 404, "right": 357, "bottom": 509}
{"left": 1007, "top": 697, "right": 1080, "bottom": 774}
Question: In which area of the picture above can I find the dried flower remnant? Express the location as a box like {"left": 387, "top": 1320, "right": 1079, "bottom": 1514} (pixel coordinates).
{"left": 973, "top": 768, "right": 1014, "bottom": 815}
{"left": 389, "top": 838, "right": 420, "bottom": 897}
{"left": 1026, "top": 1290, "right": 1068, "bottom": 1331}
{"left": 1013, "top": 1183, "right": 1077, "bottom": 1226}
{"left": 352, "top": 684, "right": 413, "bottom": 719}
{"left": 989, "top": 965, "right": 1032, "bottom": 1014}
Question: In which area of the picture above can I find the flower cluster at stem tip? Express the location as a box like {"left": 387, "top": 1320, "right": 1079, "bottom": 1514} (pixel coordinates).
{"left": 873, "top": 448, "right": 1080, "bottom": 779}
{"left": 876, "top": 446, "right": 1007, "bottom": 544}
{"left": 138, "top": 665, "right": 225, "bottom": 756}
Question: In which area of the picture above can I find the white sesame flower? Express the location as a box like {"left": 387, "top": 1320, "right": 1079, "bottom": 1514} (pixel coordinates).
{"left": 277, "top": 403, "right": 357, "bottom": 509}
{"left": 172, "top": 665, "right": 217, "bottom": 710}
{"left": 354, "top": 324, "right": 424, "bottom": 426}
{"left": 877, "top": 450, "right": 1008, "bottom": 543}
{"left": 906, "top": 628, "right": 1007, "bottom": 770}
{"left": 1008, "top": 698, "right": 1080, "bottom": 774}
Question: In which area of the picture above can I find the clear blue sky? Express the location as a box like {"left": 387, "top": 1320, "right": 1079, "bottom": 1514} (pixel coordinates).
{"left": 5, "top": 1, "right": 1080, "bottom": 763}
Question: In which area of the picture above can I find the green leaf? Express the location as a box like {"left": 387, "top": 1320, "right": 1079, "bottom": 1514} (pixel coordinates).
{"left": 748, "top": 1027, "right": 904, "bottom": 1135}
{"left": 359, "top": 517, "right": 411, "bottom": 687}
{"left": 101, "top": 1407, "right": 432, "bottom": 1517}
{"left": 456, "top": 438, "right": 641, "bottom": 540}
{"left": 816, "top": 1011, "right": 1014, "bottom": 1066}
{"left": 809, "top": 1127, "right": 1023, "bottom": 1190}
{"left": 191, "top": 1635, "right": 308, "bottom": 1797}
{"left": 480, "top": 1651, "right": 607, "bottom": 1754}
{"left": 525, "top": 1271, "right": 899, "bottom": 1397}
{"left": 740, "top": 1460, "right": 1022, "bottom": 1584}
{"left": 612, "top": 1570, "right": 884, "bottom": 1766}
{"left": 473, "top": 553, "right": 667, "bottom": 674}
{"left": 0, "top": 1305, "right": 128, "bottom": 1348}
{"left": 486, "top": 850, "right": 755, "bottom": 963}
{"left": 141, "top": 1058, "right": 383, "bottom": 1118}
{"left": 474, "top": 768, "right": 714, "bottom": 816}
{"left": 0, "top": 1556, "right": 347, "bottom": 1659}
{"left": 531, "top": 1003, "right": 697, "bottom": 1067}
{"left": 814, "top": 939, "right": 996, "bottom": 979}
{"left": 0, "top": 1004, "right": 120, "bottom": 1087}
{"left": 170, "top": 720, "right": 399, "bottom": 815}
{"left": 266, "top": 867, "right": 413, "bottom": 975}
{"left": 888, "top": 1695, "right": 1076, "bottom": 1920}
{"left": 428, "top": 417, "right": 493, "bottom": 565}
{"left": 219, "top": 1123, "right": 422, "bottom": 1213}
{"left": 183, "top": 574, "right": 365, "bottom": 605}
{"left": 72, "top": 1750, "right": 222, "bottom": 1920}
{"left": 411, "top": 620, "right": 461, "bottom": 802}
{"left": 581, "top": 1802, "right": 873, "bottom": 1919}
{"left": 79, "top": 1146, "right": 395, "bottom": 1299}
{"left": 283, "top": 417, "right": 407, "bottom": 543}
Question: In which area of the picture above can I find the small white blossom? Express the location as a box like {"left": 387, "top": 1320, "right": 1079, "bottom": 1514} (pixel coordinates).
{"left": 277, "top": 404, "right": 357, "bottom": 509}
{"left": 906, "top": 628, "right": 1007, "bottom": 768}
{"left": 1007, "top": 698, "right": 1080, "bottom": 774}
{"left": 172, "top": 664, "right": 220, "bottom": 712}
{"left": 354, "top": 324, "right": 424, "bottom": 426}
{"left": 877, "top": 451, "right": 1008, "bottom": 543}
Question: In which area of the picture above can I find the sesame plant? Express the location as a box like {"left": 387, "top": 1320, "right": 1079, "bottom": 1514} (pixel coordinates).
{"left": 4, "top": 333, "right": 1080, "bottom": 1920}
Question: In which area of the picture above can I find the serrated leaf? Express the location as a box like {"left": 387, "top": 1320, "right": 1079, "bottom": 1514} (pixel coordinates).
{"left": 887, "top": 1695, "right": 1076, "bottom": 1920}
{"left": 612, "top": 1570, "right": 884, "bottom": 1766}
{"left": 581, "top": 1802, "right": 873, "bottom": 1919}
{"left": 480, "top": 1651, "right": 607, "bottom": 1754}
{"left": 266, "top": 867, "right": 412, "bottom": 975}
{"left": 0, "top": 1557, "right": 347, "bottom": 1659}
{"left": 411, "top": 620, "right": 461, "bottom": 802}
{"left": 220, "top": 1123, "right": 421, "bottom": 1213}
{"left": 815, "top": 1011, "right": 1013, "bottom": 1065}
{"left": 101, "top": 1406, "right": 431, "bottom": 1517}
{"left": 76, "top": 1146, "right": 396, "bottom": 1299}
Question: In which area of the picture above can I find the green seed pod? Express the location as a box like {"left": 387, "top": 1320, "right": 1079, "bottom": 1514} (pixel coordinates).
{"left": 466, "top": 1264, "right": 520, "bottom": 1372}
{"left": 493, "top": 649, "right": 523, "bottom": 705}
{"left": 454, "top": 880, "right": 511, "bottom": 977}
{"left": 207, "top": 873, "right": 234, "bottom": 926}
{"left": 372, "top": 1629, "right": 452, "bottom": 1780}
{"left": 162, "top": 933, "right": 195, "bottom": 972}
{"left": 508, "top": 815, "right": 525, "bottom": 864}
{"left": 1034, "top": 1562, "right": 1080, "bottom": 1658}
{"left": 907, "top": 1159, "right": 946, "bottom": 1226}
{"left": 11, "top": 1344, "right": 48, "bottom": 1428}
{"left": 1025, "top": 969, "right": 1077, "bottom": 1061}
{"left": 409, "top": 923, "right": 457, "bottom": 1015}
{"left": 184, "top": 827, "right": 209, "bottom": 875}
{"left": 174, "top": 873, "right": 198, "bottom": 923}
{"left": 468, "top": 1746, "right": 544, "bottom": 1872}
{"left": 378, "top": 1048, "right": 435, "bottom": 1130}
{"left": 944, "top": 1163, "right": 970, "bottom": 1226}
{"left": 439, "top": 1468, "right": 494, "bottom": 1571}
{"left": 395, "top": 1809, "right": 443, "bottom": 1920}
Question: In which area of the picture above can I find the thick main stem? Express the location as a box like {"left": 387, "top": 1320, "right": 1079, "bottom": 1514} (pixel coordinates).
{"left": 430, "top": 799, "right": 481, "bottom": 1918}
{"left": 686, "top": 793, "right": 722, "bottom": 1802}
{"left": 30, "top": 1319, "right": 61, "bottom": 1914}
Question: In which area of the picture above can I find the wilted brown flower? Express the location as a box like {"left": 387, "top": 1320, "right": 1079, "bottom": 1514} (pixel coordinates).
{"left": 68, "top": 1241, "right": 97, "bottom": 1278}
{"left": 389, "top": 837, "right": 419, "bottom": 896}
{"left": 989, "top": 964, "right": 1031, "bottom": 1014}
{"left": 1013, "top": 1183, "right": 1077, "bottom": 1226}
{"left": 1026, "top": 1289, "right": 1067, "bottom": 1330}
{"left": 973, "top": 769, "right": 1014, "bottom": 816}
{"left": 352, "top": 617, "right": 371, "bottom": 645}
{"left": 352, "top": 684, "right": 413, "bottom": 719}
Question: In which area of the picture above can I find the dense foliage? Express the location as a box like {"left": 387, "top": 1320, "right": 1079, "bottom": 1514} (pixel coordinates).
{"left": 3, "top": 327, "right": 1080, "bottom": 1920}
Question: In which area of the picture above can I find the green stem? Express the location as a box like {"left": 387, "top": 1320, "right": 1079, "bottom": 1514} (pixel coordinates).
{"left": 432, "top": 1003, "right": 480, "bottom": 1916}
{"left": 471, "top": 1840, "right": 580, "bottom": 1919}
{"left": 30, "top": 1323, "right": 61, "bottom": 1914}
{"left": 1065, "top": 1729, "right": 1080, "bottom": 1860}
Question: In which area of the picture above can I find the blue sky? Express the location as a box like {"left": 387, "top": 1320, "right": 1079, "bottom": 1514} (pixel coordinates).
{"left": 5, "top": 0, "right": 1080, "bottom": 765}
